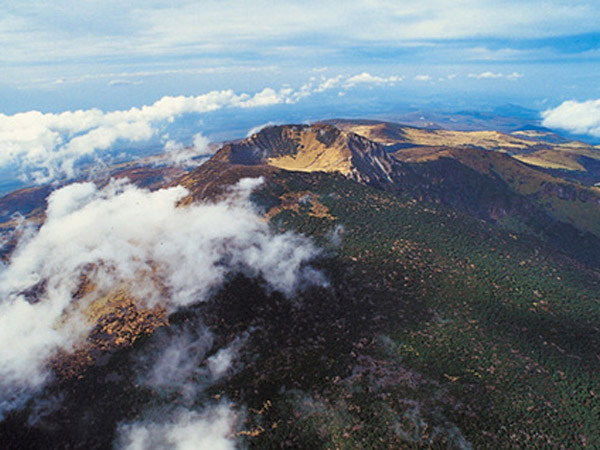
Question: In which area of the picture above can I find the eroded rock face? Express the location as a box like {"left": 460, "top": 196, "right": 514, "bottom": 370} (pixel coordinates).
{"left": 212, "top": 124, "right": 398, "bottom": 188}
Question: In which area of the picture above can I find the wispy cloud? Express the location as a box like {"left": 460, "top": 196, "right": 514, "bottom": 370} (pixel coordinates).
{"left": 116, "top": 404, "right": 239, "bottom": 450}
{"left": 414, "top": 75, "right": 432, "bottom": 82}
{"left": 468, "top": 71, "right": 504, "bottom": 79}
{"left": 161, "top": 133, "right": 215, "bottom": 167}
{"left": 466, "top": 71, "right": 524, "bottom": 80}
{"left": 108, "top": 79, "right": 143, "bottom": 88}
{"left": 18, "top": 66, "right": 278, "bottom": 90}
{"left": 506, "top": 72, "right": 524, "bottom": 81}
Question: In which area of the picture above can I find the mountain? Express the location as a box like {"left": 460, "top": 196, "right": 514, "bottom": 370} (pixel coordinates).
{"left": 1, "top": 119, "right": 599, "bottom": 449}
{"left": 190, "top": 122, "right": 600, "bottom": 266}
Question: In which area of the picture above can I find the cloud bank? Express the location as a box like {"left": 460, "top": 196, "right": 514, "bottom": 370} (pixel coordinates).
{"left": 0, "top": 88, "right": 295, "bottom": 184}
{"left": 542, "top": 99, "right": 600, "bottom": 137}
{"left": 0, "top": 176, "right": 321, "bottom": 417}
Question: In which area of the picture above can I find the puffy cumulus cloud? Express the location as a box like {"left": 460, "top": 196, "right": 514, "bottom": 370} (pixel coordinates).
{"left": 294, "top": 73, "right": 403, "bottom": 98}
{"left": 315, "top": 75, "right": 344, "bottom": 93}
{"left": 116, "top": 404, "right": 239, "bottom": 450}
{"left": 0, "top": 177, "right": 321, "bottom": 417}
{"left": 0, "top": 88, "right": 292, "bottom": 184}
{"left": 237, "top": 87, "right": 294, "bottom": 108}
{"left": 542, "top": 99, "right": 600, "bottom": 137}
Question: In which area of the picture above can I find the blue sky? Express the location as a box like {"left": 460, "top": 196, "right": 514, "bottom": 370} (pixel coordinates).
{"left": 1, "top": 0, "right": 600, "bottom": 185}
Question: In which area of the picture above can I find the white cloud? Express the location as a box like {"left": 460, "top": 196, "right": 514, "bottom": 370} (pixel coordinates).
{"left": 466, "top": 71, "right": 524, "bottom": 81}
{"left": 315, "top": 75, "right": 344, "bottom": 93}
{"left": 116, "top": 404, "right": 238, "bottom": 450}
{"left": 542, "top": 99, "right": 600, "bottom": 137}
{"left": 463, "top": 46, "right": 539, "bottom": 62}
{"left": 0, "top": 177, "right": 322, "bottom": 417}
{"left": 138, "top": 328, "right": 215, "bottom": 402}
{"left": 506, "top": 71, "right": 524, "bottom": 81}
{"left": 414, "top": 75, "right": 432, "bottom": 82}
{"left": 162, "top": 133, "right": 215, "bottom": 167}
{"left": 246, "top": 122, "right": 279, "bottom": 137}
{"left": 343, "top": 72, "right": 403, "bottom": 88}
{"left": 24, "top": 66, "right": 277, "bottom": 89}
{"left": 294, "top": 72, "right": 400, "bottom": 98}
{"left": 0, "top": 87, "right": 295, "bottom": 183}
{"left": 135, "top": 326, "right": 247, "bottom": 404}
{"left": 237, "top": 87, "right": 292, "bottom": 108}
{"left": 108, "top": 79, "right": 143, "bottom": 87}
{"left": 468, "top": 71, "right": 504, "bottom": 79}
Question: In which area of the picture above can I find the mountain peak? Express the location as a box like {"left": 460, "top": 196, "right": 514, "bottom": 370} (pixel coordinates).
{"left": 211, "top": 123, "right": 396, "bottom": 188}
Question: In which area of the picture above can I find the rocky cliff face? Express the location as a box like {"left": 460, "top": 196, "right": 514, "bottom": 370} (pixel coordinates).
{"left": 212, "top": 124, "right": 399, "bottom": 189}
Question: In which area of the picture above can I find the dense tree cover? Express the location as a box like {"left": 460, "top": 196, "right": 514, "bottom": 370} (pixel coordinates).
{"left": 249, "top": 171, "right": 600, "bottom": 448}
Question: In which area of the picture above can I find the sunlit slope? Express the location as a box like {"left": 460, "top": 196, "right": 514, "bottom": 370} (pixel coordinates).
{"left": 212, "top": 124, "right": 395, "bottom": 187}
{"left": 331, "top": 119, "right": 600, "bottom": 179}
{"left": 54, "top": 286, "right": 167, "bottom": 379}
